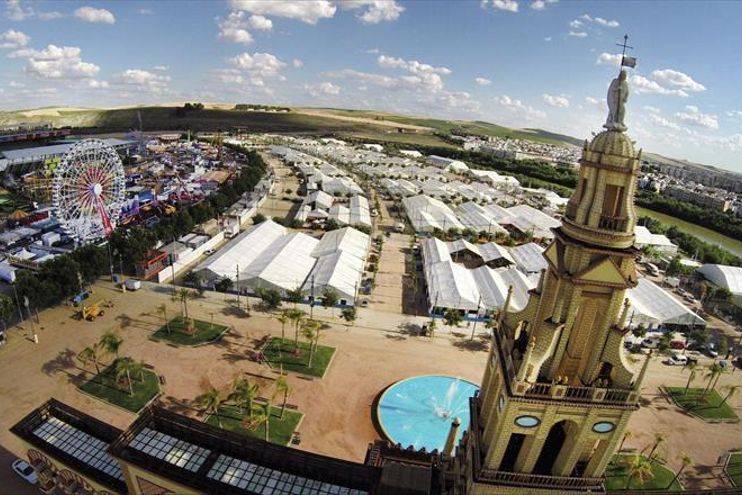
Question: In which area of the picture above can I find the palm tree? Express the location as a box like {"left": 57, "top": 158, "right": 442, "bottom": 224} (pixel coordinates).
{"left": 301, "top": 320, "right": 321, "bottom": 368}
{"left": 128, "top": 360, "right": 145, "bottom": 383}
{"left": 246, "top": 401, "right": 271, "bottom": 442}
{"left": 288, "top": 308, "right": 306, "bottom": 347}
{"left": 77, "top": 344, "right": 103, "bottom": 374}
{"left": 618, "top": 430, "right": 632, "bottom": 452}
{"left": 719, "top": 385, "right": 739, "bottom": 408}
{"left": 669, "top": 452, "right": 692, "bottom": 489}
{"left": 228, "top": 377, "right": 260, "bottom": 416}
{"left": 157, "top": 303, "right": 170, "bottom": 334}
{"left": 0, "top": 293, "right": 13, "bottom": 333}
{"left": 625, "top": 455, "right": 654, "bottom": 489}
{"left": 178, "top": 288, "right": 195, "bottom": 320}
{"left": 276, "top": 311, "right": 289, "bottom": 350}
{"left": 683, "top": 362, "right": 698, "bottom": 395}
{"left": 99, "top": 330, "right": 123, "bottom": 360}
{"left": 275, "top": 373, "right": 292, "bottom": 419}
{"left": 115, "top": 358, "right": 136, "bottom": 396}
{"left": 702, "top": 363, "right": 723, "bottom": 400}
{"left": 196, "top": 385, "right": 224, "bottom": 427}
{"left": 646, "top": 433, "right": 666, "bottom": 461}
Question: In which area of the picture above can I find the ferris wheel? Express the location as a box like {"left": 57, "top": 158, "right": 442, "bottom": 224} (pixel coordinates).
{"left": 52, "top": 139, "right": 126, "bottom": 244}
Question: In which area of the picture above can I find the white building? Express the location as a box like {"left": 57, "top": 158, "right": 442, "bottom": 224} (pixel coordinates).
{"left": 426, "top": 155, "right": 469, "bottom": 173}
{"left": 698, "top": 264, "right": 742, "bottom": 308}
{"left": 634, "top": 226, "right": 678, "bottom": 257}
{"left": 627, "top": 278, "right": 706, "bottom": 329}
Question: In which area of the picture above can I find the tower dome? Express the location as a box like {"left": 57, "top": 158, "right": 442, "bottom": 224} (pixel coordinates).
{"left": 588, "top": 129, "right": 637, "bottom": 159}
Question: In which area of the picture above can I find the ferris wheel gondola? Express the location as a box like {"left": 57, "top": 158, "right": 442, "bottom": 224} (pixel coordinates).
{"left": 52, "top": 139, "right": 126, "bottom": 244}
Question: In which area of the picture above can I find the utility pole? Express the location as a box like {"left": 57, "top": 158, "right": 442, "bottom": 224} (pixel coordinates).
{"left": 470, "top": 294, "right": 482, "bottom": 341}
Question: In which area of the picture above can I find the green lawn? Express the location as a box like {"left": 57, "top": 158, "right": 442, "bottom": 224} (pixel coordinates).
{"left": 151, "top": 316, "right": 229, "bottom": 346}
{"left": 666, "top": 387, "right": 738, "bottom": 421}
{"left": 263, "top": 338, "right": 335, "bottom": 378}
{"left": 78, "top": 360, "right": 159, "bottom": 413}
{"left": 206, "top": 404, "right": 302, "bottom": 446}
{"left": 726, "top": 453, "right": 742, "bottom": 487}
{"left": 604, "top": 455, "right": 681, "bottom": 491}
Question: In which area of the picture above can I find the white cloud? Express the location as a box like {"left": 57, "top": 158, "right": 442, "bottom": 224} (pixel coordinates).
{"left": 542, "top": 93, "right": 569, "bottom": 108}
{"left": 726, "top": 110, "right": 742, "bottom": 118}
{"left": 568, "top": 31, "right": 587, "bottom": 38}
{"left": 596, "top": 52, "right": 622, "bottom": 66}
{"left": 153, "top": 65, "right": 169, "bottom": 71}
{"left": 326, "top": 68, "right": 436, "bottom": 92}
{"left": 495, "top": 94, "right": 545, "bottom": 120}
{"left": 648, "top": 113, "right": 681, "bottom": 130}
{"left": 437, "top": 91, "right": 480, "bottom": 114}
{"left": 377, "top": 55, "right": 451, "bottom": 75}
{"left": 487, "top": 0, "right": 519, "bottom": 12}
{"left": 117, "top": 69, "right": 170, "bottom": 92}
{"left": 530, "top": 0, "right": 557, "bottom": 10}
{"left": 630, "top": 74, "right": 688, "bottom": 97}
{"left": 13, "top": 45, "right": 100, "bottom": 80}
{"left": 475, "top": 77, "right": 492, "bottom": 86}
{"left": 544, "top": 36, "right": 552, "bottom": 42}
{"left": 585, "top": 96, "right": 601, "bottom": 106}
{"left": 650, "top": 69, "right": 706, "bottom": 93}
{"left": 292, "top": 58, "right": 304, "bottom": 68}
{"left": 341, "top": 0, "right": 404, "bottom": 24}
{"left": 5, "top": 0, "right": 32, "bottom": 20}
{"left": 0, "top": 29, "right": 29, "bottom": 49}
{"left": 306, "top": 81, "right": 340, "bottom": 96}
{"left": 229, "top": 52, "right": 287, "bottom": 80}
{"left": 8, "top": 80, "right": 24, "bottom": 88}
{"left": 74, "top": 6, "right": 116, "bottom": 24}
{"left": 87, "top": 79, "right": 109, "bottom": 89}
{"left": 675, "top": 105, "right": 718, "bottom": 130}
{"left": 643, "top": 105, "right": 660, "bottom": 114}
{"left": 569, "top": 19, "right": 582, "bottom": 29}
{"left": 228, "top": 0, "right": 336, "bottom": 24}
{"left": 248, "top": 14, "right": 272, "bottom": 30}
{"left": 138, "top": 8, "right": 154, "bottom": 15}
{"left": 580, "top": 14, "right": 619, "bottom": 27}
{"left": 218, "top": 11, "right": 254, "bottom": 45}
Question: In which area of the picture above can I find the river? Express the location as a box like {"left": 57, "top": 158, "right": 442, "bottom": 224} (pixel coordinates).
{"left": 636, "top": 206, "right": 742, "bottom": 259}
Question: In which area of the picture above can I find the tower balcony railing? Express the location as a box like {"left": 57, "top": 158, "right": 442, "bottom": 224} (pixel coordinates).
{"left": 598, "top": 214, "right": 628, "bottom": 231}
{"left": 511, "top": 379, "right": 637, "bottom": 406}
{"left": 478, "top": 468, "right": 604, "bottom": 491}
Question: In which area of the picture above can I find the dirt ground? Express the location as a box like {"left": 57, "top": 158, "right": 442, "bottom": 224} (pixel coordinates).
{"left": 0, "top": 279, "right": 740, "bottom": 490}
{"left": 258, "top": 153, "right": 300, "bottom": 221}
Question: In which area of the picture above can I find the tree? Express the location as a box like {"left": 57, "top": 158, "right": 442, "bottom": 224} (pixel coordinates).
{"left": 99, "top": 330, "right": 123, "bottom": 359}
{"left": 301, "top": 319, "right": 321, "bottom": 368}
{"left": 658, "top": 332, "right": 671, "bottom": 353}
{"left": 618, "top": 431, "right": 632, "bottom": 452}
{"left": 669, "top": 452, "right": 692, "bottom": 489}
{"left": 257, "top": 288, "right": 282, "bottom": 310}
{"left": 0, "top": 294, "right": 13, "bottom": 332}
{"left": 252, "top": 213, "right": 266, "bottom": 224}
{"left": 718, "top": 336, "right": 729, "bottom": 358}
{"left": 341, "top": 307, "right": 357, "bottom": 330}
{"left": 632, "top": 324, "right": 648, "bottom": 339}
{"left": 625, "top": 455, "right": 654, "bottom": 489}
{"left": 276, "top": 311, "right": 290, "bottom": 349}
{"left": 322, "top": 287, "right": 339, "bottom": 313}
{"left": 228, "top": 377, "right": 260, "bottom": 416}
{"left": 157, "top": 304, "right": 170, "bottom": 334}
{"left": 115, "top": 358, "right": 136, "bottom": 396}
{"left": 215, "top": 278, "right": 233, "bottom": 293}
{"left": 287, "top": 308, "right": 306, "bottom": 346}
{"left": 719, "top": 385, "right": 739, "bottom": 408}
{"left": 248, "top": 400, "right": 271, "bottom": 442}
{"left": 275, "top": 373, "right": 292, "bottom": 419}
{"left": 703, "top": 362, "right": 723, "bottom": 398}
{"left": 178, "top": 288, "right": 196, "bottom": 321}
{"left": 683, "top": 362, "right": 698, "bottom": 395}
{"left": 196, "top": 384, "right": 224, "bottom": 427}
{"left": 428, "top": 318, "right": 437, "bottom": 340}
{"left": 324, "top": 218, "right": 339, "bottom": 231}
{"left": 646, "top": 433, "right": 666, "bottom": 461}
{"left": 77, "top": 345, "right": 103, "bottom": 374}
{"left": 285, "top": 287, "right": 303, "bottom": 306}
{"left": 443, "top": 309, "right": 463, "bottom": 329}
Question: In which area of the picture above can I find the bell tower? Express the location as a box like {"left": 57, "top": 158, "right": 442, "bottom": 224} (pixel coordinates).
{"left": 450, "top": 43, "right": 650, "bottom": 495}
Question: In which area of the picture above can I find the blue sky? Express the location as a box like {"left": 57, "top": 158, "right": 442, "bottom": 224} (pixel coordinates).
{"left": 1, "top": 0, "right": 741, "bottom": 172}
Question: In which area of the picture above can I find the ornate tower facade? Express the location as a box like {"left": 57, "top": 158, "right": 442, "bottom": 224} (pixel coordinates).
{"left": 451, "top": 70, "right": 650, "bottom": 494}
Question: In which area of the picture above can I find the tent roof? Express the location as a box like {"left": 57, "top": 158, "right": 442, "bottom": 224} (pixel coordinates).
{"left": 302, "top": 251, "right": 364, "bottom": 300}
{"left": 508, "top": 242, "right": 547, "bottom": 274}
{"left": 627, "top": 278, "right": 706, "bottom": 327}
{"left": 241, "top": 232, "right": 319, "bottom": 291}
{"left": 698, "top": 264, "right": 742, "bottom": 295}
{"left": 471, "top": 266, "right": 534, "bottom": 311}
{"left": 425, "top": 260, "right": 480, "bottom": 310}
{"left": 313, "top": 227, "right": 370, "bottom": 261}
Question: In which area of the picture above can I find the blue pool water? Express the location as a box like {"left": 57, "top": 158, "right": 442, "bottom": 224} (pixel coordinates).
{"left": 377, "top": 375, "right": 479, "bottom": 452}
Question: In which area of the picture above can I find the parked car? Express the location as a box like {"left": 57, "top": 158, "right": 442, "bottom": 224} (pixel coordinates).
{"left": 204, "top": 249, "right": 216, "bottom": 256}
{"left": 665, "top": 352, "right": 688, "bottom": 366}
{"left": 124, "top": 279, "right": 142, "bottom": 291}
{"left": 670, "top": 340, "right": 686, "bottom": 350}
{"left": 11, "top": 459, "right": 37, "bottom": 485}
{"left": 704, "top": 344, "right": 719, "bottom": 358}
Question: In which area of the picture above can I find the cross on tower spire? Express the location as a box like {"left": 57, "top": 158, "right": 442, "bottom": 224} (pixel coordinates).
{"left": 616, "top": 34, "right": 636, "bottom": 71}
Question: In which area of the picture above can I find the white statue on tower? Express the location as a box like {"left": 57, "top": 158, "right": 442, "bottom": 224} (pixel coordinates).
{"left": 605, "top": 69, "right": 629, "bottom": 131}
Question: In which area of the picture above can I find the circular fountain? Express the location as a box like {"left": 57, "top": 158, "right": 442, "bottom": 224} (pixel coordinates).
{"left": 376, "top": 375, "right": 479, "bottom": 452}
